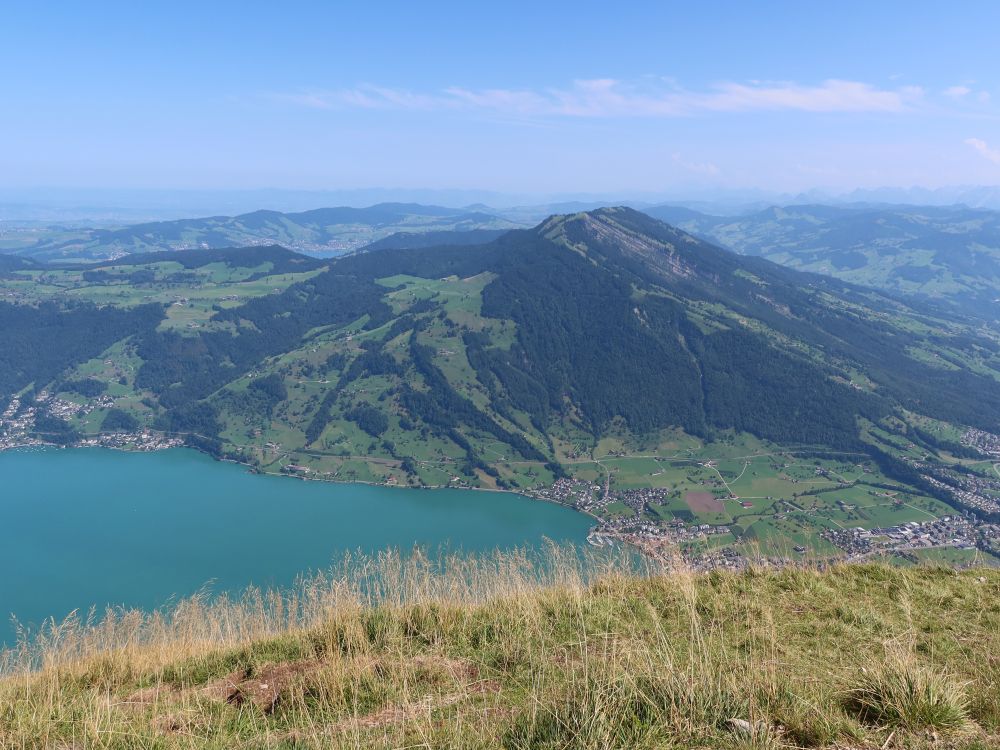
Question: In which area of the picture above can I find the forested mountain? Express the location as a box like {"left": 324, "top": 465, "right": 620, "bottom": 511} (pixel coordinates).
{"left": 2, "top": 203, "right": 521, "bottom": 262}
{"left": 3, "top": 207, "right": 1000, "bottom": 470}
{"left": 642, "top": 203, "right": 1000, "bottom": 318}
{"left": 6, "top": 208, "right": 1000, "bottom": 557}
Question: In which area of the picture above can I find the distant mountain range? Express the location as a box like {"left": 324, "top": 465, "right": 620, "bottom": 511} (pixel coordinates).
{"left": 644, "top": 203, "right": 1000, "bottom": 318}
{"left": 0, "top": 203, "right": 522, "bottom": 261}
{"left": 5, "top": 197, "right": 1000, "bottom": 319}
{"left": 831, "top": 185, "right": 1000, "bottom": 210}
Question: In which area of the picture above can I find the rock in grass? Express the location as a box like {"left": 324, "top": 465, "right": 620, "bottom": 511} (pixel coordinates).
{"left": 726, "top": 718, "right": 754, "bottom": 733}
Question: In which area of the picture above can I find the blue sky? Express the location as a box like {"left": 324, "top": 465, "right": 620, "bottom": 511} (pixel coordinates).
{"left": 3, "top": 1, "right": 1000, "bottom": 195}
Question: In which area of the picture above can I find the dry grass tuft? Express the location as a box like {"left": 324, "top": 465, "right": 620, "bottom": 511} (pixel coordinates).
{"left": 845, "top": 659, "right": 969, "bottom": 731}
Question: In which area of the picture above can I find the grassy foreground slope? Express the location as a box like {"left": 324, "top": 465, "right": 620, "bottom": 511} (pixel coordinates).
{"left": 2, "top": 553, "right": 998, "bottom": 749}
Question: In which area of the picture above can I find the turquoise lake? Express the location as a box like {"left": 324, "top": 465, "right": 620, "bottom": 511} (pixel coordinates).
{"left": 0, "top": 447, "right": 593, "bottom": 646}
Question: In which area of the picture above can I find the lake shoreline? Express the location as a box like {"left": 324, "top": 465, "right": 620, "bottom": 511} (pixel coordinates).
{"left": 1, "top": 432, "right": 603, "bottom": 525}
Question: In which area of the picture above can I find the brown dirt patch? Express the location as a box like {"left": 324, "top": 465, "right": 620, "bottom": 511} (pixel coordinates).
{"left": 685, "top": 491, "right": 724, "bottom": 513}
{"left": 202, "top": 659, "right": 321, "bottom": 714}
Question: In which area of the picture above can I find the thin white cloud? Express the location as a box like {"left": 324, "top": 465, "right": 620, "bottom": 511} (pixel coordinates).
{"left": 671, "top": 153, "right": 720, "bottom": 176}
{"left": 281, "top": 78, "right": 924, "bottom": 118}
{"left": 966, "top": 137, "right": 1000, "bottom": 165}
{"left": 943, "top": 85, "right": 994, "bottom": 103}
{"left": 697, "top": 80, "right": 922, "bottom": 113}
{"left": 276, "top": 87, "right": 442, "bottom": 111}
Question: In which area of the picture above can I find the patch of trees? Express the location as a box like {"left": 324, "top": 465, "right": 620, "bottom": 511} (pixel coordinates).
{"left": 362, "top": 228, "right": 509, "bottom": 251}
{"left": 60, "top": 378, "right": 108, "bottom": 397}
{"left": 0, "top": 256, "right": 39, "bottom": 272}
{"left": 401, "top": 336, "right": 546, "bottom": 465}
{"left": 305, "top": 390, "right": 339, "bottom": 445}
{"left": 0, "top": 301, "right": 163, "bottom": 399}
{"left": 324, "top": 352, "right": 348, "bottom": 373}
{"left": 694, "top": 329, "right": 882, "bottom": 449}
{"left": 33, "top": 413, "right": 79, "bottom": 445}
{"left": 345, "top": 404, "right": 389, "bottom": 437}
{"left": 81, "top": 269, "right": 155, "bottom": 284}
{"left": 217, "top": 373, "right": 288, "bottom": 421}
{"left": 342, "top": 343, "right": 404, "bottom": 382}
{"left": 331, "top": 241, "right": 499, "bottom": 281}
{"left": 383, "top": 314, "right": 418, "bottom": 342}
{"left": 101, "top": 408, "right": 140, "bottom": 433}
{"left": 85, "top": 245, "right": 324, "bottom": 274}
{"left": 249, "top": 373, "right": 287, "bottom": 403}
{"left": 910, "top": 426, "right": 982, "bottom": 459}
{"left": 156, "top": 401, "right": 222, "bottom": 439}
{"left": 463, "top": 331, "right": 550, "bottom": 432}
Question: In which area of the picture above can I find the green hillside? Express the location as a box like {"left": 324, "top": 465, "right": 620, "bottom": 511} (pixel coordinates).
{"left": 2, "top": 553, "right": 998, "bottom": 749}
{"left": 643, "top": 203, "right": 1000, "bottom": 319}
{"left": 2, "top": 210, "right": 1000, "bottom": 565}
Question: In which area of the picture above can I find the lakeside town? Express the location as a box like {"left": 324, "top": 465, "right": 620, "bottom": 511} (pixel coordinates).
{"left": 963, "top": 427, "right": 1000, "bottom": 458}
{"left": 529, "top": 471, "right": 1000, "bottom": 569}
{"left": 0, "top": 396, "right": 181, "bottom": 452}
{"left": 821, "top": 515, "right": 999, "bottom": 559}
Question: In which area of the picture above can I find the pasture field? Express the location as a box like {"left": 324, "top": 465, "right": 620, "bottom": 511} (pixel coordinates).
{"left": 890, "top": 546, "right": 996, "bottom": 567}
{"left": 741, "top": 514, "right": 841, "bottom": 557}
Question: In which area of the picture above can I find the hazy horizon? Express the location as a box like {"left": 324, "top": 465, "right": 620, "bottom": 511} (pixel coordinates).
{"left": 5, "top": 183, "right": 1000, "bottom": 221}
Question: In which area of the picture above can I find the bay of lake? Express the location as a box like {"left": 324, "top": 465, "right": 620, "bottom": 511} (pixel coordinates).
{"left": 0, "top": 447, "right": 592, "bottom": 646}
